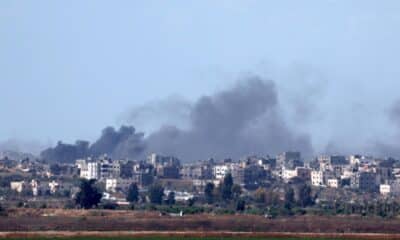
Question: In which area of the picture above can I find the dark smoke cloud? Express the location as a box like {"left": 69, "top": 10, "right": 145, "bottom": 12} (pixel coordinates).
{"left": 90, "top": 126, "right": 146, "bottom": 159}
{"left": 40, "top": 76, "right": 314, "bottom": 163}
{"left": 144, "top": 76, "right": 313, "bottom": 161}
{"left": 40, "top": 140, "right": 90, "bottom": 163}
{"left": 40, "top": 126, "right": 146, "bottom": 163}
{"left": 372, "top": 99, "right": 400, "bottom": 158}
{"left": 122, "top": 95, "right": 191, "bottom": 132}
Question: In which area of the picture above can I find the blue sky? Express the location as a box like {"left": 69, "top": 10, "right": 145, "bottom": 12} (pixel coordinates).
{"left": 1, "top": 1, "right": 400, "bottom": 154}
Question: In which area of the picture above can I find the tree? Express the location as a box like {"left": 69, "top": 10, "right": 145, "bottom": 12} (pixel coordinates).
{"left": 166, "top": 191, "right": 175, "bottom": 205}
{"left": 221, "top": 173, "right": 233, "bottom": 201}
{"left": 149, "top": 184, "right": 164, "bottom": 204}
{"left": 236, "top": 199, "right": 246, "bottom": 212}
{"left": 298, "top": 184, "right": 313, "bottom": 207}
{"left": 187, "top": 197, "right": 196, "bottom": 207}
{"left": 254, "top": 187, "right": 266, "bottom": 203}
{"left": 284, "top": 186, "right": 295, "bottom": 210}
{"left": 232, "top": 184, "right": 242, "bottom": 200}
{"left": 126, "top": 183, "right": 139, "bottom": 203}
{"left": 204, "top": 182, "right": 215, "bottom": 204}
{"left": 265, "top": 189, "right": 280, "bottom": 206}
{"left": 75, "top": 179, "right": 102, "bottom": 209}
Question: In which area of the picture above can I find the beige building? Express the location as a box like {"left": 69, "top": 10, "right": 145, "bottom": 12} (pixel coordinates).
{"left": 10, "top": 181, "right": 25, "bottom": 193}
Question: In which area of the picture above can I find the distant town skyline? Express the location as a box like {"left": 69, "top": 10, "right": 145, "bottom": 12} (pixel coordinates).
{"left": 2, "top": 1, "right": 400, "bottom": 157}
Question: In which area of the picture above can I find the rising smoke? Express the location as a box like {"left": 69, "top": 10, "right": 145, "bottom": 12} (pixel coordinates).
{"left": 39, "top": 76, "right": 313, "bottom": 163}
{"left": 40, "top": 126, "right": 146, "bottom": 163}
{"left": 144, "top": 76, "right": 313, "bottom": 161}
{"left": 372, "top": 99, "right": 400, "bottom": 158}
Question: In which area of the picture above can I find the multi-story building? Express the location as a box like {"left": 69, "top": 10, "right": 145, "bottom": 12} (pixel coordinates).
{"left": 213, "top": 165, "right": 230, "bottom": 179}
{"left": 10, "top": 181, "right": 25, "bottom": 193}
{"left": 277, "top": 152, "right": 303, "bottom": 170}
{"left": 380, "top": 184, "right": 391, "bottom": 195}
{"left": 147, "top": 153, "right": 180, "bottom": 167}
{"left": 257, "top": 157, "right": 276, "bottom": 170}
{"left": 181, "top": 164, "right": 213, "bottom": 180}
{"left": 99, "top": 159, "right": 121, "bottom": 179}
{"left": 77, "top": 157, "right": 121, "bottom": 180}
{"left": 80, "top": 162, "right": 100, "bottom": 180}
{"left": 105, "top": 178, "right": 135, "bottom": 192}
{"left": 157, "top": 165, "right": 180, "bottom": 179}
{"left": 351, "top": 172, "right": 377, "bottom": 192}
{"left": 319, "top": 155, "right": 348, "bottom": 172}
{"left": 49, "top": 180, "right": 59, "bottom": 194}
{"left": 148, "top": 153, "right": 181, "bottom": 179}
{"left": 311, "top": 170, "right": 324, "bottom": 186}
{"left": 282, "top": 167, "right": 310, "bottom": 182}
{"left": 327, "top": 178, "right": 339, "bottom": 188}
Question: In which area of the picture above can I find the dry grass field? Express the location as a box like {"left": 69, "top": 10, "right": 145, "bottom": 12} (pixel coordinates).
{"left": 1, "top": 209, "right": 400, "bottom": 239}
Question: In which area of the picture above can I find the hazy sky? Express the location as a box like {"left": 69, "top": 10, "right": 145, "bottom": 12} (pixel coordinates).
{"left": 1, "top": 1, "right": 400, "bottom": 155}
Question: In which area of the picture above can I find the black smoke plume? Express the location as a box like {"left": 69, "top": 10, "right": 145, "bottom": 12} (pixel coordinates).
{"left": 144, "top": 76, "right": 313, "bottom": 161}
{"left": 40, "top": 140, "right": 90, "bottom": 163}
{"left": 373, "top": 99, "right": 400, "bottom": 158}
{"left": 41, "top": 76, "right": 313, "bottom": 163}
{"left": 40, "top": 126, "right": 145, "bottom": 163}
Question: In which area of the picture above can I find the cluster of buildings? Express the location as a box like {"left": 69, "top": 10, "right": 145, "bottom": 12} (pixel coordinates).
{"left": 3, "top": 150, "right": 400, "bottom": 204}
{"left": 282, "top": 153, "right": 400, "bottom": 196}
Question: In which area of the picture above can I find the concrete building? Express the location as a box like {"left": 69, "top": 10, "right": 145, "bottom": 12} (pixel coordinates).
{"left": 80, "top": 162, "right": 100, "bottom": 180}
{"left": 311, "top": 170, "right": 324, "bottom": 187}
{"left": 10, "top": 181, "right": 25, "bottom": 193}
{"left": 257, "top": 157, "right": 276, "bottom": 170}
{"left": 351, "top": 172, "right": 377, "bottom": 192}
{"left": 157, "top": 165, "right": 180, "bottom": 179}
{"left": 319, "top": 155, "right": 348, "bottom": 171}
{"left": 282, "top": 167, "right": 310, "bottom": 182}
{"left": 327, "top": 178, "right": 339, "bottom": 188}
{"left": 147, "top": 153, "right": 180, "bottom": 167}
{"left": 48, "top": 180, "right": 59, "bottom": 194}
{"left": 105, "top": 178, "right": 135, "bottom": 192}
{"left": 277, "top": 152, "right": 303, "bottom": 170}
{"left": 380, "top": 184, "right": 391, "bottom": 195}
{"left": 213, "top": 165, "right": 230, "bottom": 179}
{"left": 99, "top": 159, "right": 121, "bottom": 179}
{"left": 296, "top": 167, "right": 311, "bottom": 182}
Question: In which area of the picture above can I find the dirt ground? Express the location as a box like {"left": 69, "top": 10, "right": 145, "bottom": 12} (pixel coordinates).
{"left": 2, "top": 209, "right": 400, "bottom": 236}
{"left": 1, "top": 231, "right": 400, "bottom": 240}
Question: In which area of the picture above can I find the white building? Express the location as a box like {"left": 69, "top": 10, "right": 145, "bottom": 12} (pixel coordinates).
{"left": 282, "top": 168, "right": 298, "bottom": 181}
{"left": 349, "top": 155, "right": 361, "bottom": 165}
{"left": 311, "top": 171, "right": 324, "bottom": 186}
{"left": 10, "top": 181, "right": 25, "bottom": 193}
{"left": 75, "top": 159, "right": 87, "bottom": 170}
{"left": 31, "top": 180, "right": 39, "bottom": 196}
{"left": 164, "top": 190, "right": 194, "bottom": 202}
{"left": 213, "top": 165, "right": 230, "bottom": 179}
{"left": 327, "top": 179, "right": 339, "bottom": 188}
{"left": 341, "top": 169, "right": 354, "bottom": 179}
{"left": 105, "top": 178, "right": 134, "bottom": 192}
{"left": 380, "top": 184, "right": 391, "bottom": 195}
{"left": 80, "top": 162, "right": 100, "bottom": 180}
{"left": 49, "top": 180, "right": 59, "bottom": 194}
{"left": 282, "top": 167, "right": 311, "bottom": 182}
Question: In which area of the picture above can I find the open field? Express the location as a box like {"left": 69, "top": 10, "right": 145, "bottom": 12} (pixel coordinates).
{"left": 2, "top": 209, "right": 400, "bottom": 239}
{"left": 1, "top": 232, "right": 400, "bottom": 240}
{"left": 3, "top": 209, "right": 400, "bottom": 233}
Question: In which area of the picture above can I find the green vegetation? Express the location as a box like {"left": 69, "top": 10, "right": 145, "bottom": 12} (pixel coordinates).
{"left": 148, "top": 183, "right": 164, "bottom": 204}
{"left": 126, "top": 183, "right": 139, "bottom": 203}
{"left": 75, "top": 179, "right": 103, "bottom": 209}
